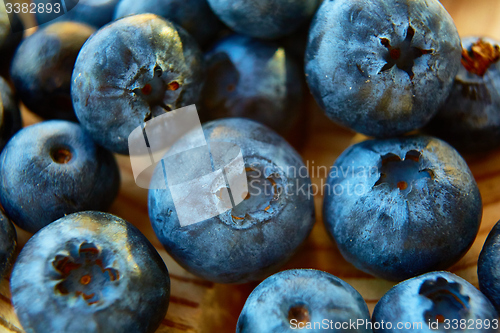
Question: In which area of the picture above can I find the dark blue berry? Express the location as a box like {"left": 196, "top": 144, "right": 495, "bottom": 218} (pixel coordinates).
{"left": 478, "top": 220, "right": 500, "bottom": 312}
{"left": 0, "top": 209, "right": 16, "bottom": 278}
{"left": 11, "top": 21, "right": 95, "bottom": 121}
{"left": 373, "top": 271, "right": 498, "bottom": 332}
{"left": 323, "top": 135, "right": 482, "bottom": 281}
{"left": 200, "top": 34, "right": 304, "bottom": 135}
{"left": 0, "top": 76, "right": 22, "bottom": 152}
{"left": 113, "top": 0, "right": 223, "bottom": 46}
{"left": 148, "top": 118, "right": 315, "bottom": 283}
{"left": 207, "top": 0, "right": 320, "bottom": 40}
{"left": 425, "top": 37, "right": 500, "bottom": 153}
{"left": 305, "top": 0, "right": 461, "bottom": 137}
{"left": 11, "top": 211, "right": 170, "bottom": 333}
{"left": 0, "top": 120, "right": 120, "bottom": 233}
{"left": 71, "top": 14, "right": 205, "bottom": 154}
{"left": 237, "top": 269, "right": 372, "bottom": 332}
{"left": 34, "top": 0, "right": 119, "bottom": 28}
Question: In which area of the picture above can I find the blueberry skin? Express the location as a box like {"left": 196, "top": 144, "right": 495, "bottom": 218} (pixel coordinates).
{"left": 35, "top": 0, "right": 119, "bottom": 28}
{"left": 425, "top": 37, "right": 500, "bottom": 153}
{"left": 0, "top": 76, "right": 22, "bottom": 152}
{"left": 372, "top": 271, "right": 498, "bottom": 333}
{"left": 113, "top": 0, "right": 223, "bottom": 46}
{"left": 200, "top": 34, "right": 303, "bottom": 135}
{"left": 207, "top": 0, "right": 320, "bottom": 40}
{"left": 323, "top": 135, "right": 482, "bottom": 281}
{"left": 0, "top": 120, "right": 120, "bottom": 233}
{"left": 0, "top": 8, "right": 23, "bottom": 77}
{"left": 305, "top": 0, "right": 461, "bottom": 137}
{"left": 11, "top": 211, "right": 170, "bottom": 333}
{"left": 148, "top": 118, "right": 315, "bottom": 284}
{"left": 72, "top": 14, "right": 205, "bottom": 155}
{"left": 11, "top": 21, "right": 95, "bottom": 121}
{"left": 478, "top": 220, "right": 500, "bottom": 312}
{"left": 0, "top": 209, "right": 16, "bottom": 278}
{"left": 237, "top": 269, "right": 372, "bottom": 333}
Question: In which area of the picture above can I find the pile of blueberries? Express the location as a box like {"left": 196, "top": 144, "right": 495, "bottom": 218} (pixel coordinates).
{"left": 1, "top": 0, "right": 500, "bottom": 332}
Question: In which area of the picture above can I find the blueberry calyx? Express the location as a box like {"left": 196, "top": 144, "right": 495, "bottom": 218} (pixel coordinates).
{"left": 379, "top": 26, "right": 433, "bottom": 79}
{"left": 287, "top": 303, "right": 310, "bottom": 326}
{"left": 461, "top": 39, "right": 500, "bottom": 77}
{"left": 50, "top": 146, "right": 73, "bottom": 164}
{"left": 219, "top": 159, "right": 287, "bottom": 229}
{"left": 374, "top": 150, "right": 434, "bottom": 195}
{"left": 419, "top": 277, "right": 471, "bottom": 324}
{"left": 51, "top": 241, "right": 120, "bottom": 306}
{"left": 134, "top": 65, "right": 181, "bottom": 118}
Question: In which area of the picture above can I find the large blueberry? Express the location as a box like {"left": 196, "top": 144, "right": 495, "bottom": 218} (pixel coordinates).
{"left": 372, "top": 271, "right": 498, "bottom": 332}
{"left": 207, "top": 0, "right": 320, "bottom": 40}
{"left": 323, "top": 135, "right": 482, "bottom": 281}
{"left": 72, "top": 14, "right": 205, "bottom": 154}
{"left": 305, "top": 0, "right": 461, "bottom": 137}
{"left": 0, "top": 76, "right": 22, "bottom": 152}
{"left": 11, "top": 21, "right": 95, "bottom": 121}
{"left": 34, "top": 0, "right": 119, "bottom": 28}
{"left": 0, "top": 7, "right": 23, "bottom": 77}
{"left": 148, "top": 118, "right": 315, "bottom": 283}
{"left": 11, "top": 211, "right": 170, "bottom": 333}
{"left": 425, "top": 37, "right": 500, "bottom": 153}
{"left": 478, "top": 220, "right": 500, "bottom": 312}
{"left": 0, "top": 120, "right": 120, "bottom": 233}
{"left": 200, "top": 34, "right": 303, "bottom": 135}
{"left": 0, "top": 209, "right": 16, "bottom": 278}
{"left": 237, "top": 269, "right": 372, "bottom": 332}
{"left": 113, "top": 0, "right": 223, "bottom": 46}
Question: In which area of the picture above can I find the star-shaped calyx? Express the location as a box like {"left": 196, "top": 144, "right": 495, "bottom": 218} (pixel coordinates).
{"left": 52, "top": 242, "right": 120, "bottom": 305}
{"left": 374, "top": 150, "right": 434, "bottom": 195}
{"left": 379, "top": 26, "right": 433, "bottom": 79}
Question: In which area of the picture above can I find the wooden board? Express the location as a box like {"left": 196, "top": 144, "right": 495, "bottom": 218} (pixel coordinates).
{"left": 2, "top": 1, "right": 500, "bottom": 332}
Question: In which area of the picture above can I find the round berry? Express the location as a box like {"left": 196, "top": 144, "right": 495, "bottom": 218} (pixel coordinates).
{"left": 323, "top": 135, "right": 482, "bottom": 281}
{"left": 11, "top": 211, "right": 170, "bottom": 333}
{"left": 0, "top": 120, "right": 120, "bottom": 233}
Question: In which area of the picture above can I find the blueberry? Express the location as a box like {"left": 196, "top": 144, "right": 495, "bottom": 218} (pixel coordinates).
{"left": 372, "top": 271, "right": 498, "bottom": 332}
{"left": 148, "top": 118, "right": 315, "bottom": 283}
{"left": 11, "top": 211, "right": 170, "bottom": 333}
{"left": 34, "top": 0, "right": 119, "bottom": 28}
{"left": 0, "top": 209, "right": 16, "bottom": 278}
{"left": 305, "top": 0, "right": 461, "bottom": 137}
{"left": 0, "top": 76, "right": 22, "bottom": 152}
{"left": 113, "top": 0, "right": 223, "bottom": 46}
{"left": 237, "top": 269, "right": 372, "bottom": 332}
{"left": 0, "top": 120, "right": 120, "bottom": 233}
{"left": 207, "top": 0, "right": 320, "bottom": 40}
{"left": 11, "top": 21, "right": 95, "bottom": 121}
{"left": 323, "top": 135, "right": 482, "bottom": 281}
{"left": 0, "top": 8, "right": 23, "bottom": 77}
{"left": 200, "top": 34, "right": 303, "bottom": 135}
{"left": 72, "top": 14, "right": 205, "bottom": 154}
{"left": 478, "top": 220, "right": 500, "bottom": 312}
{"left": 425, "top": 37, "right": 500, "bottom": 153}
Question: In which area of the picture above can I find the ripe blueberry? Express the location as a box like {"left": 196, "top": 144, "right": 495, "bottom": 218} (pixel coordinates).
{"left": 71, "top": 14, "right": 205, "bottom": 154}
{"left": 323, "top": 135, "right": 482, "bottom": 281}
{"left": 373, "top": 271, "right": 498, "bottom": 332}
{"left": 305, "top": 0, "right": 461, "bottom": 137}
{"left": 11, "top": 21, "right": 95, "bottom": 121}
{"left": 148, "top": 118, "right": 315, "bottom": 283}
{"left": 237, "top": 269, "right": 372, "bottom": 332}
{"left": 0, "top": 120, "right": 120, "bottom": 233}
{"left": 11, "top": 211, "right": 170, "bottom": 333}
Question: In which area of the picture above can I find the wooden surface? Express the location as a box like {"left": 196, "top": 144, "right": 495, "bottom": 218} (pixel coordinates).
{"left": 2, "top": 1, "right": 500, "bottom": 332}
